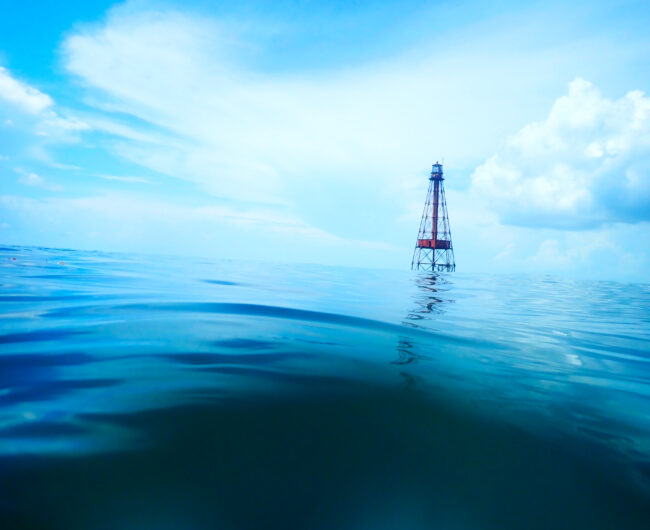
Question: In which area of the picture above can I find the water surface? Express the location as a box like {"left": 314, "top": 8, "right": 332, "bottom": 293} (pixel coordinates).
{"left": 1, "top": 246, "right": 649, "bottom": 529}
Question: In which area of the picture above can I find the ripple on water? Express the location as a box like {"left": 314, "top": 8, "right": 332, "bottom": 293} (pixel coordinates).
{"left": 0, "top": 246, "right": 649, "bottom": 529}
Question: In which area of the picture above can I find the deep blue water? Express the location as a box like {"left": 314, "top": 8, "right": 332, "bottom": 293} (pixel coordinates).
{"left": 1, "top": 245, "right": 650, "bottom": 529}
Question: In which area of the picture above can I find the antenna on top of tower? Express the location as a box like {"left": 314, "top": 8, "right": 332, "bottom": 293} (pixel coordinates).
{"left": 411, "top": 161, "right": 455, "bottom": 272}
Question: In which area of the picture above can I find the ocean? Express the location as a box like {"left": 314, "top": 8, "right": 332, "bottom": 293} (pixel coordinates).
{"left": 1, "top": 245, "right": 649, "bottom": 529}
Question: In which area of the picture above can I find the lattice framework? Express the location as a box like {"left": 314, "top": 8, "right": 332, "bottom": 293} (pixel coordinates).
{"left": 411, "top": 163, "right": 455, "bottom": 272}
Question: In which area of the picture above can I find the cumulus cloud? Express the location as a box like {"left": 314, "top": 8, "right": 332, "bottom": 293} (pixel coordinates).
{"left": 471, "top": 78, "right": 650, "bottom": 229}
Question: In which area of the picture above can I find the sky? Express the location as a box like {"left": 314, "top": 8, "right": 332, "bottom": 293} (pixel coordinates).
{"left": 1, "top": 0, "right": 649, "bottom": 281}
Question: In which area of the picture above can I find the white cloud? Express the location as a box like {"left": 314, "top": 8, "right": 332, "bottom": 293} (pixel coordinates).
{"left": 18, "top": 172, "right": 45, "bottom": 187}
{"left": 62, "top": 8, "right": 413, "bottom": 201}
{"left": 16, "top": 170, "right": 63, "bottom": 191}
{"left": 0, "top": 193, "right": 393, "bottom": 264}
{"left": 0, "top": 65, "right": 90, "bottom": 149}
{"left": 83, "top": 116, "right": 166, "bottom": 144}
{"left": 523, "top": 229, "right": 648, "bottom": 278}
{"left": 471, "top": 78, "right": 650, "bottom": 229}
{"left": 53, "top": 4, "right": 650, "bottom": 280}
{"left": 27, "top": 147, "right": 83, "bottom": 170}
{"left": 528, "top": 239, "right": 572, "bottom": 267}
{"left": 60, "top": 4, "right": 604, "bottom": 204}
{"left": 99, "top": 175, "right": 152, "bottom": 184}
{"left": 35, "top": 113, "right": 90, "bottom": 138}
{"left": 0, "top": 66, "right": 53, "bottom": 114}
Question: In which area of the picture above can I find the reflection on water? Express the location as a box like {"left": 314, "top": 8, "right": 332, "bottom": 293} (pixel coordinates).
{"left": 395, "top": 274, "right": 449, "bottom": 365}
{"left": 1, "top": 245, "right": 650, "bottom": 529}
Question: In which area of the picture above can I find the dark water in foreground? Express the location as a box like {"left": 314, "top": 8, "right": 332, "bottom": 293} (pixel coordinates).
{"left": 1, "top": 246, "right": 650, "bottom": 529}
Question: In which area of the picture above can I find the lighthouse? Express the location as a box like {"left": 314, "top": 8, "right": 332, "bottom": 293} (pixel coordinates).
{"left": 411, "top": 162, "right": 455, "bottom": 272}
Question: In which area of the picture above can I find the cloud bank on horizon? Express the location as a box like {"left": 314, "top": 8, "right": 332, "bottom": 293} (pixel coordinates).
{"left": 0, "top": 0, "right": 649, "bottom": 280}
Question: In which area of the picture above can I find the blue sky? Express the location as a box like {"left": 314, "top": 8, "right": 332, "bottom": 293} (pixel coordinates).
{"left": 1, "top": 0, "right": 650, "bottom": 280}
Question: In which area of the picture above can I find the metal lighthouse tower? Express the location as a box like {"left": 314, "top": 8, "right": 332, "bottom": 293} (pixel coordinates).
{"left": 411, "top": 162, "right": 455, "bottom": 272}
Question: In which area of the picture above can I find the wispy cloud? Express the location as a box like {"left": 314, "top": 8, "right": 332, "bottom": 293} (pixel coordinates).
{"left": 98, "top": 175, "right": 152, "bottom": 184}
{"left": 18, "top": 172, "right": 45, "bottom": 187}
{"left": 16, "top": 169, "right": 63, "bottom": 191}
{"left": 0, "top": 66, "right": 53, "bottom": 114}
{"left": 61, "top": 4, "right": 609, "bottom": 204}
{"left": 0, "top": 193, "right": 394, "bottom": 265}
{"left": 0, "top": 65, "right": 90, "bottom": 163}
